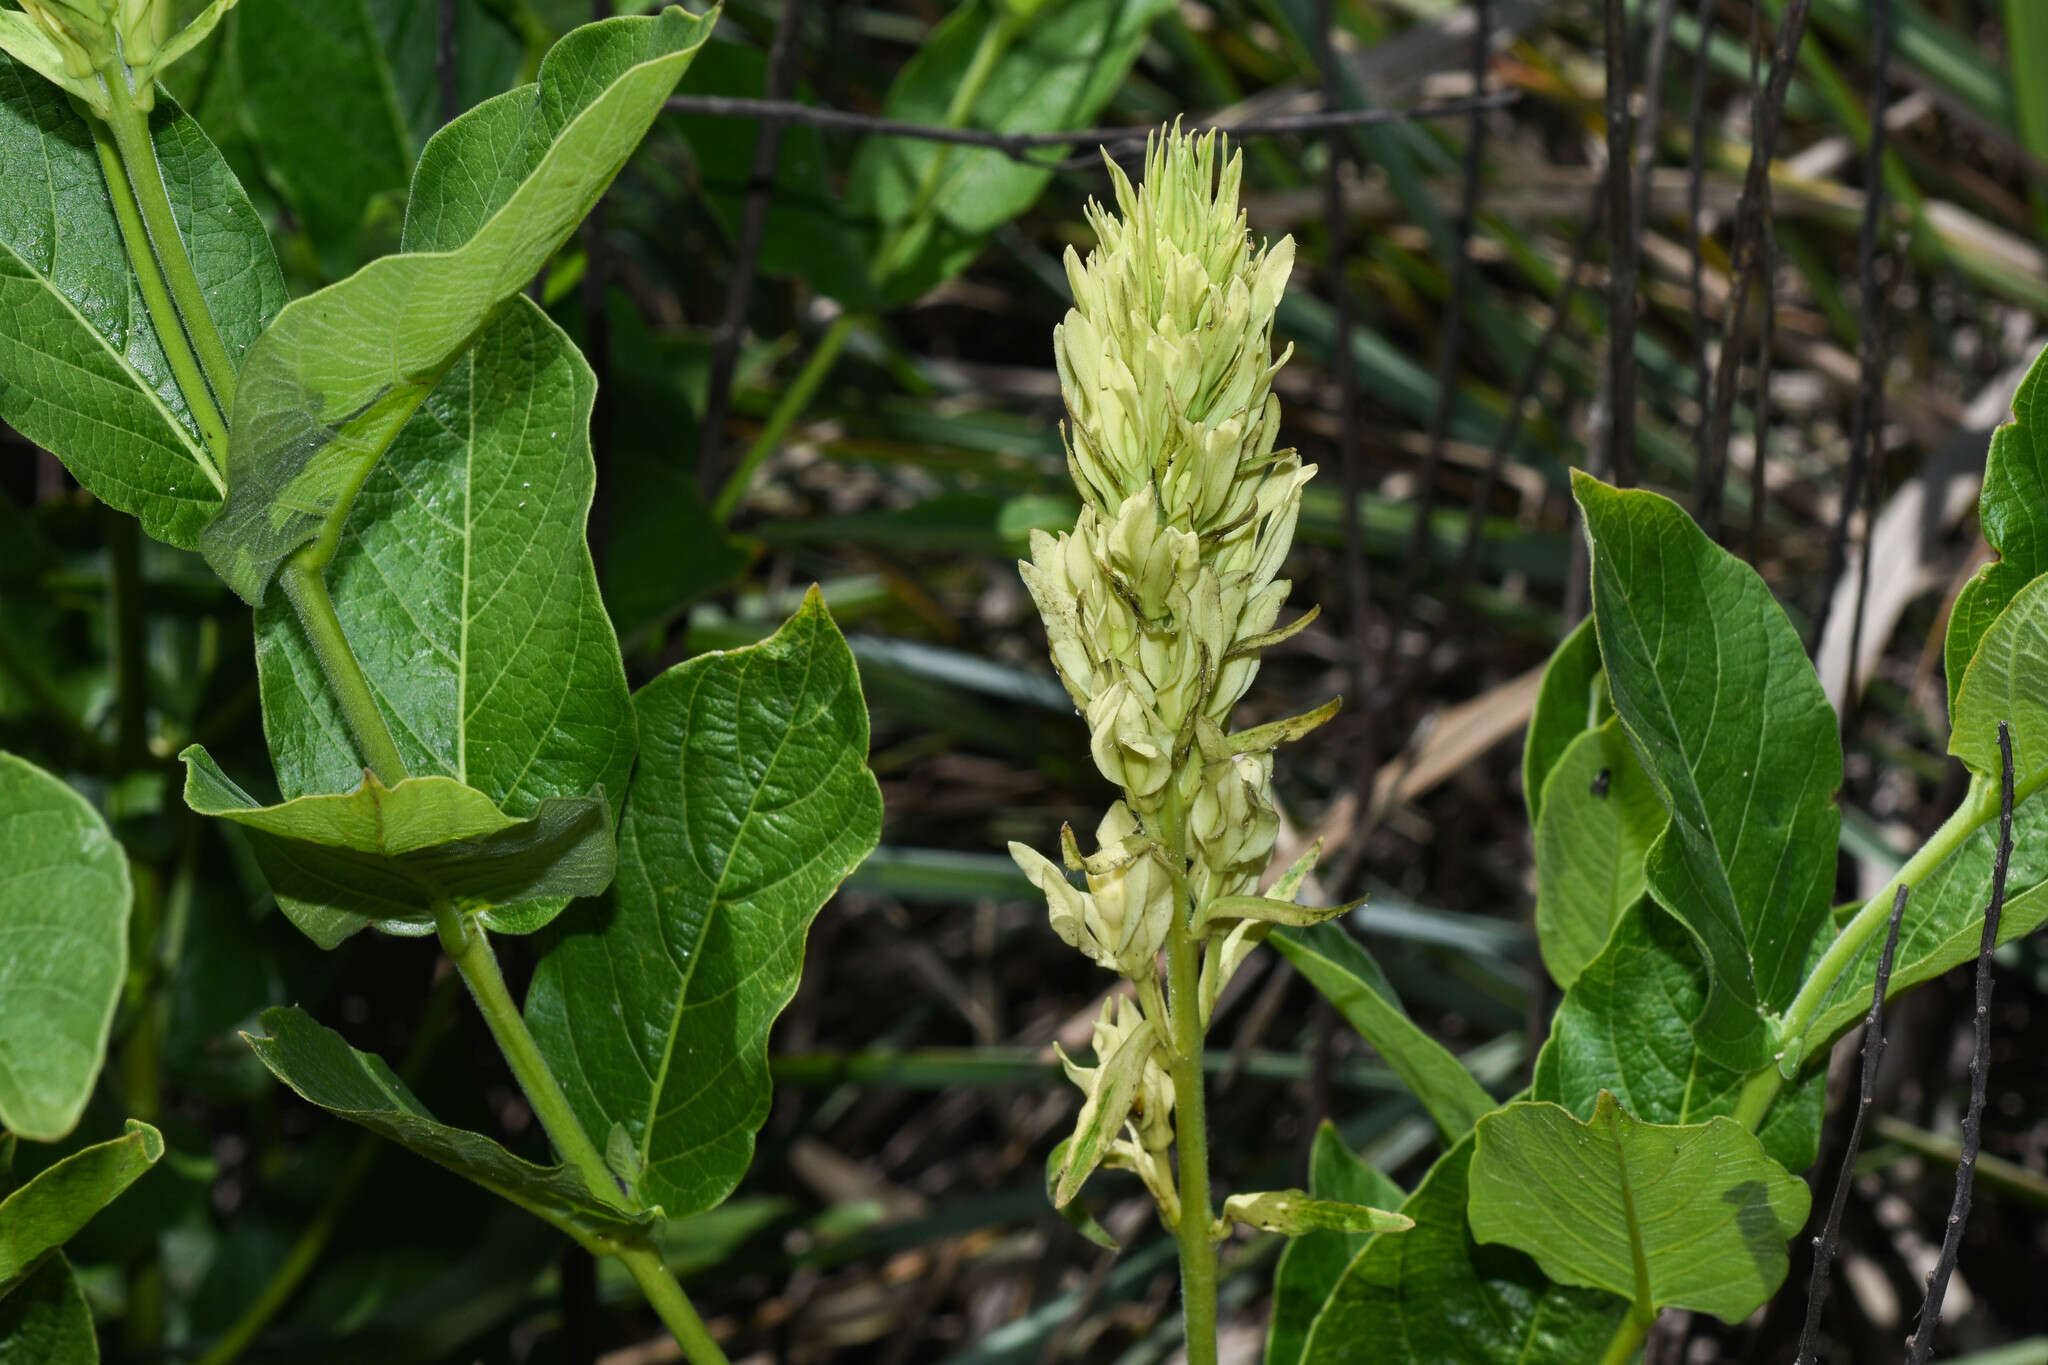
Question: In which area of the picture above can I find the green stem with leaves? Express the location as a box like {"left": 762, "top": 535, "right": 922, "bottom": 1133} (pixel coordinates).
{"left": 277, "top": 556, "right": 409, "bottom": 787}
{"left": 711, "top": 311, "right": 858, "bottom": 523}
{"left": 1158, "top": 789, "right": 1219, "bottom": 1365}
{"left": 102, "top": 72, "right": 241, "bottom": 412}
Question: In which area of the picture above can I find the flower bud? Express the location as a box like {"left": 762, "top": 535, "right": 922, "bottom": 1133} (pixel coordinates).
{"left": 1009, "top": 804, "right": 1174, "bottom": 979}
{"left": 1086, "top": 681, "right": 1172, "bottom": 801}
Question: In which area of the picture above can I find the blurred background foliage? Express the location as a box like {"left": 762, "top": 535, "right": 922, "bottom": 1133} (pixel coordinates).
{"left": 7, "top": 0, "right": 2048, "bottom": 1359}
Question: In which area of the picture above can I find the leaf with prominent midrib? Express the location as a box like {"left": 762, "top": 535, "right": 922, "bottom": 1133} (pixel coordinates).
{"left": 1271, "top": 922, "right": 1493, "bottom": 1143}
{"left": 1523, "top": 615, "right": 1603, "bottom": 825}
{"left": 0, "top": 752, "right": 131, "bottom": 1143}
{"left": 243, "top": 1006, "right": 650, "bottom": 1239}
{"left": 234, "top": 0, "right": 521, "bottom": 275}
{"left": 1951, "top": 571, "right": 2048, "bottom": 787}
{"left": 526, "top": 591, "right": 883, "bottom": 1218}
{"left": 1266, "top": 1122, "right": 1405, "bottom": 1365}
{"left": 846, "top": 0, "right": 1175, "bottom": 305}
{"left": 1533, "top": 902, "right": 1825, "bottom": 1177}
{"left": 180, "top": 746, "right": 614, "bottom": 949}
{"left": 1946, "top": 346, "right": 2048, "bottom": 718}
{"left": 1573, "top": 472, "right": 1840, "bottom": 1071}
{"left": 0, "top": 1256, "right": 94, "bottom": 1364}
{"left": 0, "top": 57, "right": 285, "bottom": 549}
{"left": 250, "top": 299, "right": 634, "bottom": 940}
{"left": 0, "top": 1120, "right": 163, "bottom": 1289}
{"left": 1301, "top": 1137, "right": 1624, "bottom": 1364}
{"left": 201, "top": 8, "right": 717, "bottom": 601}
{"left": 1468, "top": 1092, "right": 1810, "bottom": 1324}
{"left": 1534, "top": 720, "right": 1664, "bottom": 989}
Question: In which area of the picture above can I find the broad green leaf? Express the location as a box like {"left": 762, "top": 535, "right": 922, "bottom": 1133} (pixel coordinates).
{"left": 0, "top": 58, "right": 285, "bottom": 549}
{"left": 1947, "top": 346, "right": 2048, "bottom": 717}
{"left": 1223, "top": 1189, "right": 1410, "bottom": 1236}
{"left": 1803, "top": 790, "right": 2048, "bottom": 1051}
{"left": 0, "top": 753, "right": 131, "bottom": 1142}
{"left": 0, "top": 1120, "right": 163, "bottom": 1290}
{"left": 243, "top": 1006, "right": 651, "bottom": 1239}
{"left": 527, "top": 590, "right": 883, "bottom": 1218}
{"left": 1951, "top": 571, "right": 2048, "bottom": 786}
{"left": 1271, "top": 922, "right": 1493, "bottom": 1143}
{"left": 249, "top": 300, "right": 634, "bottom": 931}
{"left": 235, "top": 0, "right": 521, "bottom": 275}
{"left": 846, "top": 0, "right": 1175, "bottom": 305}
{"left": 1468, "top": 1092, "right": 1811, "bottom": 1323}
{"left": 180, "top": 747, "right": 614, "bottom": 949}
{"left": 1302, "top": 1137, "right": 1624, "bottom": 1364}
{"left": 1533, "top": 902, "right": 1825, "bottom": 1176}
{"left": 1573, "top": 472, "right": 1841, "bottom": 1070}
{"left": 1522, "top": 615, "right": 1603, "bottom": 824}
{"left": 1266, "top": 1122, "right": 1405, "bottom": 1365}
{"left": 0, "top": 1256, "right": 94, "bottom": 1365}
{"left": 1534, "top": 720, "right": 1665, "bottom": 988}
{"left": 201, "top": 8, "right": 717, "bottom": 601}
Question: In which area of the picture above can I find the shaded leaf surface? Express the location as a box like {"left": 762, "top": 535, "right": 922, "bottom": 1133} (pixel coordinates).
{"left": 1266, "top": 1122, "right": 1405, "bottom": 1365}
{"left": 1271, "top": 922, "right": 1493, "bottom": 1142}
{"left": 0, "top": 1256, "right": 94, "bottom": 1365}
{"left": 181, "top": 747, "right": 614, "bottom": 949}
{"left": 202, "top": 9, "right": 716, "bottom": 599}
{"left": 0, "top": 1120, "right": 162, "bottom": 1288}
{"left": 243, "top": 1006, "right": 651, "bottom": 1238}
{"left": 1468, "top": 1092, "right": 1810, "bottom": 1323}
{"left": 0, "top": 58, "right": 283, "bottom": 548}
{"left": 1946, "top": 346, "right": 2048, "bottom": 717}
{"left": 527, "top": 591, "right": 883, "bottom": 1218}
{"left": 1302, "top": 1137, "right": 1624, "bottom": 1364}
{"left": 1534, "top": 719, "right": 1664, "bottom": 989}
{"left": 0, "top": 752, "right": 131, "bottom": 1142}
{"left": 251, "top": 299, "right": 634, "bottom": 927}
{"left": 1574, "top": 473, "right": 1840, "bottom": 1070}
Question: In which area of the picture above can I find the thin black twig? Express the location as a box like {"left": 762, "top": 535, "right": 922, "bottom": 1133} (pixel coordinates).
{"left": 660, "top": 90, "right": 1523, "bottom": 170}
{"left": 1811, "top": 0, "right": 1893, "bottom": 666}
{"left": 1794, "top": 884, "right": 1910, "bottom": 1365}
{"left": 1603, "top": 0, "right": 1638, "bottom": 489}
{"left": 1748, "top": 208, "right": 1777, "bottom": 563}
{"left": 695, "top": 0, "right": 808, "bottom": 500}
{"left": 1905, "top": 721, "right": 2016, "bottom": 1364}
{"left": 1314, "top": 0, "right": 1377, "bottom": 820}
{"left": 1630, "top": 0, "right": 1680, "bottom": 239}
{"left": 1697, "top": 0, "right": 1815, "bottom": 537}
{"left": 1684, "top": 0, "right": 1714, "bottom": 508}
{"left": 1383, "top": 0, "right": 1491, "bottom": 696}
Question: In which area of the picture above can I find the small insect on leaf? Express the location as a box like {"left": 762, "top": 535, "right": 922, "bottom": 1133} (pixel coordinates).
{"left": 1591, "top": 768, "right": 1612, "bottom": 798}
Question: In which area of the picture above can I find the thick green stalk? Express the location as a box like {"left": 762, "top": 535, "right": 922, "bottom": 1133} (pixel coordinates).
{"left": 710, "top": 311, "right": 857, "bottom": 523}
{"left": 102, "top": 73, "right": 241, "bottom": 410}
{"left": 1157, "top": 790, "right": 1219, "bottom": 1365}
{"left": 89, "top": 113, "right": 229, "bottom": 477}
{"left": 278, "top": 556, "right": 408, "bottom": 786}
{"left": 1594, "top": 1309, "right": 1652, "bottom": 1365}
{"left": 430, "top": 902, "right": 733, "bottom": 1365}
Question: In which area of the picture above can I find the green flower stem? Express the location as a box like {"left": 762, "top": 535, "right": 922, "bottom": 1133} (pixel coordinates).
{"left": 430, "top": 901, "right": 732, "bottom": 1365}
{"left": 1159, "top": 791, "right": 1219, "bottom": 1365}
{"left": 278, "top": 555, "right": 409, "bottom": 787}
{"left": 88, "top": 111, "right": 229, "bottom": 478}
{"left": 710, "top": 310, "right": 858, "bottom": 524}
{"left": 1593, "top": 1308, "right": 1652, "bottom": 1365}
{"left": 102, "top": 72, "right": 241, "bottom": 411}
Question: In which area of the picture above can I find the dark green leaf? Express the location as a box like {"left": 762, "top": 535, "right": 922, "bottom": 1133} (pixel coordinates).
{"left": 1534, "top": 720, "right": 1664, "bottom": 989}
{"left": 1946, "top": 346, "right": 2048, "bottom": 718}
{"left": 527, "top": 590, "right": 883, "bottom": 1218}
{"left": 1522, "top": 615, "right": 1603, "bottom": 825}
{"left": 0, "top": 1120, "right": 163, "bottom": 1289}
{"left": 1573, "top": 472, "right": 1840, "bottom": 1070}
{"left": 1266, "top": 1122, "right": 1405, "bottom": 1365}
{"left": 234, "top": 0, "right": 521, "bottom": 275}
{"left": 0, "top": 1256, "right": 95, "bottom": 1365}
{"left": 846, "top": 0, "right": 1175, "bottom": 305}
{"left": 1271, "top": 922, "right": 1493, "bottom": 1143}
{"left": 243, "top": 1006, "right": 651, "bottom": 1238}
{"left": 249, "top": 300, "right": 634, "bottom": 940}
{"left": 201, "top": 9, "right": 717, "bottom": 600}
{"left": 0, "top": 752, "right": 131, "bottom": 1142}
{"left": 0, "top": 59, "right": 284, "bottom": 548}
{"left": 180, "top": 747, "right": 614, "bottom": 949}
{"left": 1533, "top": 902, "right": 1825, "bottom": 1175}
{"left": 1469, "top": 1092, "right": 1810, "bottom": 1323}
{"left": 1302, "top": 1136, "right": 1625, "bottom": 1364}
{"left": 1044, "top": 1139, "right": 1116, "bottom": 1250}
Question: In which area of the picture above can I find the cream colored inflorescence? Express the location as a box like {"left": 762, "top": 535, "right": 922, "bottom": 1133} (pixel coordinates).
{"left": 1011, "top": 126, "right": 1341, "bottom": 1227}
